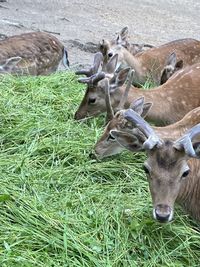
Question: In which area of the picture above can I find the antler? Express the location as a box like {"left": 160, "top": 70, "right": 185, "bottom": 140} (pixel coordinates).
{"left": 104, "top": 78, "right": 114, "bottom": 123}
{"left": 116, "top": 69, "right": 134, "bottom": 111}
{"left": 78, "top": 72, "right": 105, "bottom": 85}
{"left": 75, "top": 52, "right": 103, "bottom": 77}
{"left": 124, "top": 109, "right": 162, "bottom": 150}
{"left": 104, "top": 68, "right": 133, "bottom": 123}
{"left": 174, "top": 123, "right": 200, "bottom": 158}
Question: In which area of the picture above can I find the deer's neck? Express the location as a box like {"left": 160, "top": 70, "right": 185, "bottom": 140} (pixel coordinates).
{"left": 122, "top": 48, "right": 164, "bottom": 84}
{"left": 178, "top": 159, "right": 200, "bottom": 221}
{"left": 124, "top": 85, "right": 174, "bottom": 125}
{"left": 124, "top": 78, "right": 200, "bottom": 125}
{"left": 122, "top": 49, "right": 145, "bottom": 83}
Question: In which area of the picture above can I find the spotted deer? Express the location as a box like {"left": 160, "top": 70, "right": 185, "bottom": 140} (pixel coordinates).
{"left": 93, "top": 74, "right": 200, "bottom": 159}
{"left": 99, "top": 26, "right": 154, "bottom": 60}
{"left": 0, "top": 31, "right": 69, "bottom": 75}
{"left": 74, "top": 53, "right": 120, "bottom": 120}
{"left": 109, "top": 110, "right": 200, "bottom": 223}
{"left": 100, "top": 30, "right": 200, "bottom": 85}
{"left": 75, "top": 53, "right": 200, "bottom": 124}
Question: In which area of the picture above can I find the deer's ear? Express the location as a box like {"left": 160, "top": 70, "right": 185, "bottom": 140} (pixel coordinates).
{"left": 141, "top": 102, "right": 152, "bottom": 118}
{"left": 130, "top": 97, "right": 145, "bottom": 115}
{"left": 166, "top": 52, "right": 177, "bottom": 67}
{"left": 130, "top": 97, "right": 152, "bottom": 118}
{"left": 116, "top": 27, "right": 129, "bottom": 48}
{"left": 120, "top": 26, "right": 129, "bottom": 40}
{"left": 105, "top": 54, "right": 118, "bottom": 74}
{"left": 110, "top": 130, "right": 145, "bottom": 152}
{"left": 160, "top": 52, "right": 178, "bottom": 84}
{"left": 109, "top": 67, "right": 130, "bottom": 92}
{"left": 1, "top": 56, "right": 22, "bottom": 72}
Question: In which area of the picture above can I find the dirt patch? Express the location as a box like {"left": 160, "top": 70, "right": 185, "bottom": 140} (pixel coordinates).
{"left": 0, "top": 0, "right": 200, "bottom": 69}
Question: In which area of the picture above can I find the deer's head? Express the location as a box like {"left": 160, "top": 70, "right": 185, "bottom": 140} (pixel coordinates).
{"left": 99, "top": 27, "right": 129, "bottom": 65}
{"left": 93, "top": 69, "right": 152, "bottom": 159}
{"left": 74, "top": 53, "right": 130, "bottom": 120}
{"left": 94, "top": 96, "right": 152, "bottom": 159}
{"left": 111, "top": 109, "right": 200, "bottom": 222}
{"left": 99, "top": 26, "right": 154, "bottom": 71}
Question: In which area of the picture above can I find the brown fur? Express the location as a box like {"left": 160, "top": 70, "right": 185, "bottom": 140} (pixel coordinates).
{"left": 76, "top": 62, "right": 200, "bottom": 124}
{"left": 99, "top": 26, "right": 154, "bottom": 59}
{"left": 146, "top": 141, "right": 200, "bottom": 221}
{"left": 102, "top": 38, "right": 200, "bottom": 85}
{"left": 94, "top": 106, "right": 200, "bottom": 159}
{"left": 104, "top": 114, "right": 200, "bottom": 222}
{"left": 0, "top": 31, "right": 65, "bottom": 75}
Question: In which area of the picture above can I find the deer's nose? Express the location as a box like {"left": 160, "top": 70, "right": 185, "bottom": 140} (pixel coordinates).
{"left": 89, "top": 152, "right": 97, "bottom": 159}
{"left": 154, "top": 204, "right": 172, "bottom": 223}
{"left": 74, "top": 111, "right": 84, "bottom": 120}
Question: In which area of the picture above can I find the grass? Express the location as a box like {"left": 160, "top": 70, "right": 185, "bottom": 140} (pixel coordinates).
{"left": 0, "top": 72, "right": 199, "bottom": 266}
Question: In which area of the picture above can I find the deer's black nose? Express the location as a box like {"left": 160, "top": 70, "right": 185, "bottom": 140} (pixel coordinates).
{"left": 154, "top": 204, "right": 172, "bottom": 223}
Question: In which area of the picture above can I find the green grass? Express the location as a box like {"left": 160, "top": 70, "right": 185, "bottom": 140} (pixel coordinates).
{"left": 0, "top": 72, "right": 199, "bottom": 267}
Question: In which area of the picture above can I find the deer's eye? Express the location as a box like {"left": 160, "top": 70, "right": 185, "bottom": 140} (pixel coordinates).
{"left": 143, "top": 165, "right": 150, "bottom": 175}
{"left": 182, "top": 169, "right": 190, "bottom": 179}
{"left": 108, "top": 52, "right": 113, "bottom": 58}
{"left": 107, "top": 134, "right": 115, "bottom": 141}
{"left": 88, "top": 98, "right": 96, "bottom": 104}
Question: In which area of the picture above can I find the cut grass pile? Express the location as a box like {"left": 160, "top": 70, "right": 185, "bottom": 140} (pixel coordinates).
{"left": 0, "top": 72, "right": 199, "bottom": 266}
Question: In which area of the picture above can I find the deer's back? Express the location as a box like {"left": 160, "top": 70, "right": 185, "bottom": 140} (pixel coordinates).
{"left": 137, "top": 38, "right": 200, "bottom": 82}
{"left": 0, "top": 32, "right": 64, "bottom": 75}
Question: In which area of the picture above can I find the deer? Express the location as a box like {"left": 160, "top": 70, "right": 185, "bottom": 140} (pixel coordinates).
{"left": 99, "top": 26, "right": 154, "bottom": 59}
{"left": 93, "top": 71, "right": 200, "bottom": 159}
{"left": 93, "top": 77, "right": 200, "bottom": 222}
{"left": 0, "top": 31, "right": 69, "bottom": 75}
{"left": 100, "top": 26, "right": 182, "bottom": 85}
{"left": 75, "top": 53, "right": 200, "bottom": 124}
{"left": 100, "top": 28, "right": 200, "bottom": 86}
{"left": 109, "top": 109, "right": 200, "bottom": 223}
{"left": 75, "top": 52, "right": 121, "bottom": 120}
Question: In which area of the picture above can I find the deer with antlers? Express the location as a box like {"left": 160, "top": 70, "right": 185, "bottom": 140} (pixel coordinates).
{"left": 100, "top": 27, "right": 200, "bottom": 86}
{"left": 0, "top": 31, "right": 69, "bottom": 75}
{"left": 75, "top": 52, "right": 200, "bottom": 124}
{"left": 93, "top": 72, "right": 200, "bottom": 159}
{"left": 109, "top": 110, "right": 200, "bottom": 223}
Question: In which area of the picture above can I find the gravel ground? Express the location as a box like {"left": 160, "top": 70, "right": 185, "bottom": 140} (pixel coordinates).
{"left": 0, "top": 0, "right": 200, "bottom": 68}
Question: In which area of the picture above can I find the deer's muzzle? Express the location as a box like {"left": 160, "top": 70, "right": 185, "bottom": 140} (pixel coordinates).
{"left": 153, "top": 204, "right": 173, "bottom": 223}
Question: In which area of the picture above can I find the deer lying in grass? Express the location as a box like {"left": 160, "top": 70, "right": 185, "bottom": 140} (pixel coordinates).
{"left": 99, "top": 26, "right": 154, "bottom": 59}
{"left": 94, "top": 77, "right": 200, "bottom": 159}
{"left": 75, "top": 53, "right": 200, "bottom": 124}
{"left": 0, "top": 31, "right": 69, "bottom": 75}
{"left": 110, "top": 110, "right": 200, "bottom": 223}
{"left": 93, "top": 71, "right": 200, "bottom": 158}
{"left": 100, "top": 28, "right": 200, "bottom": 85}
{"left": 75, "top": 53, "right": 120, "bottom": 120}
{"left": 93, "top": 78, "right": 200, "bottom": 222}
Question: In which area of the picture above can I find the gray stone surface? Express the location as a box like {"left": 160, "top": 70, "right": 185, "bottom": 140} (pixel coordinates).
{"left": 0, "top": 0, "right": 199, "bottom": 68}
